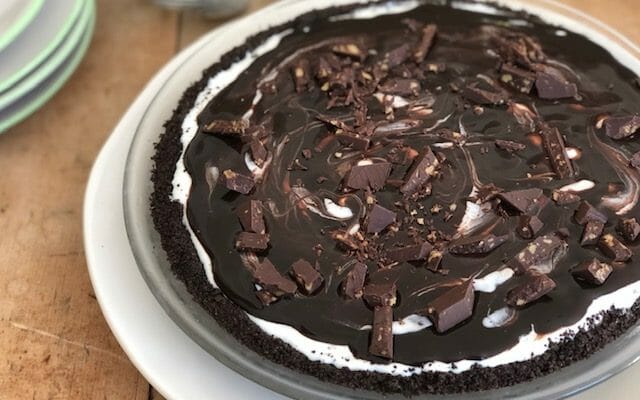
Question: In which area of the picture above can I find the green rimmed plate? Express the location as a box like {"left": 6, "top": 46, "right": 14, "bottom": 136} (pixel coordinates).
{"left": 0, "top": 0, "right": 46, "bottom": 53}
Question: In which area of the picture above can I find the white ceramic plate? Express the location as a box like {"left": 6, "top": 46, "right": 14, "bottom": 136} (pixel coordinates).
{"left": 0, "top": 0, "right": 45, "bottom": 53}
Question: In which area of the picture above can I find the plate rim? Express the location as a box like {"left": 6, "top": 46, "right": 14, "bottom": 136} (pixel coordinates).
{"left": 0, "top": 0, "right": 46, "bottom": 53}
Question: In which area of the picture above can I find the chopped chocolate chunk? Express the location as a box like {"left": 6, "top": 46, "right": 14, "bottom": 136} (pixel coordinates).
{"left": 242, "top": 124, "right": 270, "bottom": 143}
{"left": 414, "top": 24, "right": 437, "bottom": 63}
{"left": 235, "top": 232, "right": 269, "bottom": 252}
{"left": 604, "top": 115, "right": 640, "bottom": 140}
{"left": 256, "top": 290, "right": 278, "bottom": 306}
{"left": 363, "top": 282, "right": 397, "bottom": 307}
{"left": 552, "top": 190, "right": 580, "bottom": 205}
{"left": 425, "top": 281, "right": 474, "bottom": 333}
{"left": 235, "top": 200, "right": 265, "bottom": 234}
{"left": 492, "top": 30, "right": 546, "bottom": 68}
{"left": 290, "top": 259, "right": 324, "bottom": 295}
{"left": 572, "top": 258, "right": 613, "bottom": 285}
{"left": 331, "top": 230, "right": 360, "bottom": 251}
{"left": 574, "top": 200, "right": 607, "bottom": 225}
{"left": 366, "top": 204, "right": 396, "bottom": 234}
{"left": 291, "top": 58, "right": 310, "bottom": 92}
{"left": 508, "top": 233, "right": 567, "bottom": 274}
{"left": 202, "top": 119, "right": 248, "bottom": 136}
{"left": 249, "top": 140, "right": 267, "bottom": 167}
{"left": 345, "top": 162, "right": 392, "bottom": 191}
{"left": 517, "top": 215, "right": 544, "bottom": 239}
{"left": 386, "top": 241, "right": 433, "bottom": 263}
{"left": 462, "top": 82, "right": 506, "bottom": 105}
{"left": 332, "top": 43, "right": 366, "bottom": 61}
{"left": 535, "top": 67, "right": 578, "bottom": 99}
{"left": 383, "top": 43, "right": 411, "bottom": 69}
{"left": 336, "top": 133, "right": 370, "bottom": 150}
{"left": 400, "top": 146, "right": 439, "bottom": 195}
{"left": 340, "top": 262, "right": 368, "bottom": 300}
{"left": 630, "top": 151, "right": 640, "bottom": 170}
{"left": 505, "top": 274, "right": 556, "bottom": 307}
{"left": 598, "top": 233, "right": 632, "bottom": 262}
{"left": 427, "top": 247, "right": 445, "bottom": 272}
{"left": 222, "top": 169, "right": 255, "bottom": 194}
{"left": 251, "top": 258, "right": 297, "bottom": 297}
{"left": 378, "top": 78, "right": 421, "bottom": 97}
{"left": 369, "top": 305, "right": 393, "bottom": 359}
{"left": 617, "top": 218, "right": 640, "bottom": 242}
{"left": 580, "top": 220, "right": 605, "bottom": 246}
{"left": 500, "top": 63, "right": 535, "bottom": 93}
{"left": 495, "top": 139, "right": 526, "bottom": 153}
{"left": 449, "top": 234, "right": 507, "bottom": 255}
{"left": 540, "top": 125, "right": 574, "bottom": 179}
{"left": 497, "top": 188, "right": 544, "bottom": 214}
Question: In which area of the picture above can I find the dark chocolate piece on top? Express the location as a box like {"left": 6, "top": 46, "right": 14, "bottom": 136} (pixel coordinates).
{"left": 378, "top": 78, "right": 421, "bottom": 97}
{"left": 414, "top": 24, "right": 437, "bottom": 63}
{"left": 425, "top": 281, "right": 475, "bottom": 333}
{"left": 369, "top": 305, "right": 393, "bottom": 359}
{"left": 571, "top": 258, "right": 613, "bottom": 286}
{"left": 517, "top": 215, "right": 543, "bottom": 239}
{"left": 400, "top": 146, "right": 439, "bottom": 195}
{"left": 386, "top": 241, "right": 433, "bottom": 263}
{"left": 617, "top": 218, "right": 640, "bottom": 242}
{"left": 331, "top": 229, "right": 360, "bottom": 251}
{"left": 382, "top": 43, "right": 411, "bottom": 69}
{"left": 448, "top": 234, "right": 507, "bottom": 255}
{"left": 235, "top": 232, "right": 270, "bottom": 252}
{"left": 604, "top": 115, "right": 640, "bottom": 140}
{"left": 497, "top": 188, "right": 544, "bottom": 214}
{"left": 574, "top": 200, "right": 607, "bottom": 225}
{"left": 462, "top": 82, "right": 506, "bottom": 105}
{"left": 340, "top": 262, "right": 368, "bottom": 300}
{"left": 345, "top": 162, "right": 392, "bottom": 191}
{"left": 580, "top": 220, "right": 605, "bottom": 247}
{"left": 249, "top": 140, "right": 267, "bottom": 167}
{"left": 336, "top": 133, "right": 370, "bottom": 150}
{"left": 363, "top": 282, "right": 397, "bottom": 307}
{"left": 235, "top": 199, "right": 266, "bottom": 234}
{"left": 332, "top": 42, "right": 366, "bottom": 61}
{"left": 222, "top": 169, "right": 255, "bottom": 194}
{"left": 500, "top": 63, "right": 535, "bottom": 93}
{"left": 289, "top": 259, "right": 324, "bottom": 295}
{"left": 495, "top": 139, "right": 526, "bottom": 153}
{"left": 202, "top": 119, "right": 248, "bottom": 136}
{"left": 598, "top": 233, "right": 632, "bottom": 262}
{"left": 505, "top": 274, "right": 556, "bottom": 307}
{"left": 508, "top": 233, "right": 567, "bottom": 274}
{"left": 366, "top": 204, "right": 396, "bottom": 234}
{"left": 540, "top": 125, "right": 574, "bottom": 179}
{"left": 552, "top": 190, "right": 580, "bottom": 205}
{"left": 256, "top": 290, "right": 279, "bottom": 306}
{"left": 251, "top": 258, "right": 297, "bottom": 297}
{"left": 535, "top": 66, "right": 578, "bottom": 100}
{"left": 291, "top": 58, "right": 310, "bottom": 93}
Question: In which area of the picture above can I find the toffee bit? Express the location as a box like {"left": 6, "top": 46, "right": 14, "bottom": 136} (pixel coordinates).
{"left": 552, "top": 190, "right": 580, "bottom": 205}
{"left": 332, "top": 42, "right": 366, "bottom": 61}
{"left": 291, "top": 58, "right": 311, "bottom": 93}
{"left": 202, "top": 119, "right": 248, "bottom": 136}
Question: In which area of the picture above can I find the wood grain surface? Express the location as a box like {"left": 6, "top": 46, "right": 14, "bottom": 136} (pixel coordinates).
{"left": 0, "top": 1, "right": 637, "bottom": 399}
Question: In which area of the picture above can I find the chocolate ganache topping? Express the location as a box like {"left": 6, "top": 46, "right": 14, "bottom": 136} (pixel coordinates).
{"left": 180, "top": 1, "right": 640, "bottom": 365}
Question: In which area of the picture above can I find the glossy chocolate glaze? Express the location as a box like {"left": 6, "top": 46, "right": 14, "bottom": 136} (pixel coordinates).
{"left": 182, "top": 1, "right": 640, "bottom": 364}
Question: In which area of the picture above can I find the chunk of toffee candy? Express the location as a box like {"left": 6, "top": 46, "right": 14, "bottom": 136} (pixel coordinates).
{"left": 291, "top": 58, "right": 310, "bottom": 93}
{"left": 331, "top": 229, "right": 359, "bottom": 251}
{"left": 249, "top": 140, "right": 267, "bottom": 167}
{"left": 363, "top": 282, "right": 397, "bottom": 307}
{"left": 605, "top": 115, "right": 640, "bottom": 140}
{"left": 332, "top": 42, "right": 366, "bottom": 61}
{"left": 413, "top": 24, "right": 437, "bottom": 63}
{"left": 540, "top": 125, "right": 574, "bottom": 179}
{"left": 508, "top": 233, "right": 567, "bottom": 274}
{"left": 344, "top": 162, "right": 392, "bottom": 191}
{"left": 535, "top": 67, "right": 578, "bottom": 99}
{"left": 552, "top": 190, "right": 580, "bottom": 205}
{"left": 497, "top": 188, "right": 544, "bottom": 214}
{"left": 340, "top": 262, "right": 368, "bottom": 300}
{"left": 495, "top": 139, "right": 526, "bottom": 153}
{"left": 369, "top": 305, "right": 393, "bottom": 359}
{"left": 617, "top": 218, "right": 640, "bottom": 242}
{"left": 500, "top": 63, "right": 535, "bottom": 93}
{"left": 517, "top": 215, "right": 544, "bottom": 239}
{"left": 386, "top": 241, "right": 433, "bottom": 263}
{"left": 202, "top": 119, "right": 248, "bottom": 136}
{"left": 366, "top": 204, "right": 396, "bottom": 234}
{"left": 400, "top": 146, "right": 439, "bottom": 195}
{"left": 222, "top": 169, "right": 255, "bottom": 194}
{"left": 580, "top": 220, "right": 605, "bottom": 246}
{"left": 252, "top": 258, "right": 297, "bottom": 297}
{"left": 289, "top": 259, "right": 323, "bottom": 295}
{"left": 572, "top": 258, "right": 613, "bottom": 285}
{"left": 448, "top": 234, "right": 507, "bottom": 255}
{"left": 598, "top": 233, "right": 632, "bottom": 262}
{"left": 235, "top": 232, "right": 269, "bottom": 251}
{"left": 574, "top": 200, "right": 607, "bottom": 225}
{"left": 235, "top": 199, "right": 265, "bottom": 234}
{"left": 425, "top": 281, "right": 474, "bottom": 333}
{"left": 505, "top": 274, "right": 556, "bottom": 307}
{"left": 255, "top": 290, "right": 278, "bottom": 306}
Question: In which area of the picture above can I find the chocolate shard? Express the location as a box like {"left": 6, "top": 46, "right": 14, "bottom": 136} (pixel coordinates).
{"left": 630, "top": 151, "right": 640, "bottom": 170}
{"left": 202, "top": 119, "right": 248, "bottom": 136}
{"left": 449, "top": 234, "right": 507, "bottom": 255}
{"left": 427, "top": 247, "right": 445, "bottom": 272}
{"left": 289, "top": 259, "right": 324, "bottom": 295}
{"left": 604, "top": 115, "right": 640, "bottom": 140}
{"left": 535, "top": 66, "right": 578, "bottom": 99}
{"left": 517, "top": 215, "right": 544, "bottom": 239}
{"left": 414, "top": 24, "right": 437, "bottom": 63}
{"left": 331, "top": 229, "right": 360, "bottom": 251}
{"left": 366, "top": 204, "right": 396, "bottom": 234}
{"left": 386, "top": 241, "right": 433, "bottom": 263}
{"left": 462, "top": 82, "right": 506, "bottom": 105}
{"left": 495, "top": 139, "right": 526, "bottom": 153}
{"left": 340, "top": 262, "right": 368, "bottom": 300}
{"left": 425, "top": 281, "right": 475, "bottom": 333}
{"left": 505, "top": 274, "right": 556, "bottom": 307}
{"left": 235, "top": 232, "right": 269, "bottom": 252}
{"left": 552, "top": 190, "right": 580, "bottom": 205}
{"left": 580, "top": 220, "right": 605, "bottom": 247}
{"left": 598, "top": 233, "right": 633, "bottom": 262}
{"left": 241, "top": 124, "right": 270, "bottom": 144}
{"left": 291, "top": 58, "right": 310, "bottom": 93}
{"left": 572, "top": 258, "right": 613, "bottom": 285}
{"left": 500, "top": 63, "right": 535, "bottom": 93}
{"left": 222, "top": 169, "right": 255, "bottom": 194}
{"left": 378, "top": 78, "right": 421, "bottom": 97}
{"left": 252, "top": 258, "right": 297, "bottom": 297}
{"left": 617, "top": 218, "right": 640, "bottom": 242}
{"left": 363, "top": 282, "right": 397, "bottom": 307}
{"left": 255, "top": 290, "right": 278, "bottom": 306}
{"left": 235, "top": 199, "right": 266, "bottom": 234}
{"left": 400, "top": 146, "right": 439, "bottom": 195}
{"left": 369, "top": 305, "right": 393, "bottom": 359}
{"left": 336, "top": 133, "right": 370, "bottom": 150}
{"left": 249, "top": 140, "right": 267, "bottom": 167}
{"left": 540, "top": 125, "right": 574, "bottom": 179}
{"left": 345, "top": 162, "right": 392, "bottom": 191}
{"left": 574, "top": 200, "right": 607, "bottom": 225}
{"left": 332, "top": 42, "right": 366, "bottom": 61}
{"left": 383, "top": 43, "right": 411, "bottom": 69}
{"left": 508, "top": 233, "right": 568, "bottom": 274}
{"left": 497, "top": 188, "right": 544, "bottom": 214}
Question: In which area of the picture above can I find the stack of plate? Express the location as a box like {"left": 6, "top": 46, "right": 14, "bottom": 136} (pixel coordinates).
{"left": 0, "top": 0, "right": 95, "bottom": 133}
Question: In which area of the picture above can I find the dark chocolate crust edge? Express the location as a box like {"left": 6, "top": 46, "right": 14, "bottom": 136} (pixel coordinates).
{"left": 149, "top": 2, "right": 640, "bottom": 395}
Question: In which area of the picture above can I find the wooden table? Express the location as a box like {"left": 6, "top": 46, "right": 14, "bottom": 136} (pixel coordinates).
{"left": 0, "top": 1, "right": 638, "bottom": 398}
